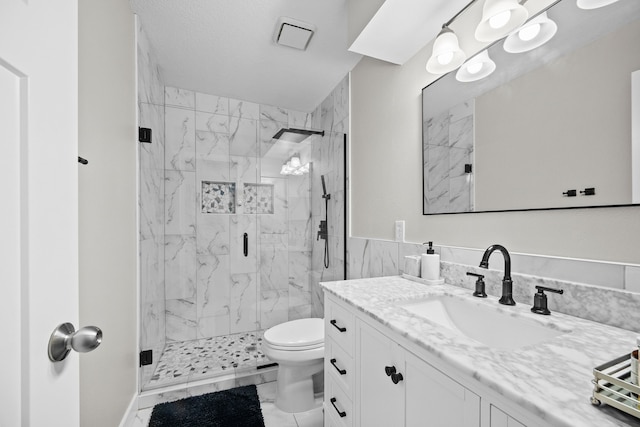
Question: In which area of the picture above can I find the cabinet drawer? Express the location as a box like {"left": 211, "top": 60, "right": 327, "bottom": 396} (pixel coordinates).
{"left": 325, "top": 376, "right": 353, "bottom": 427}
{"left": 325, "top": 409, "right": 341, "bottom": 427}
{"left": 326, "top": 299, "right": 354, "bottom": 356}
{"left": 325, "top": 338, "right": 354, "bottom": 396}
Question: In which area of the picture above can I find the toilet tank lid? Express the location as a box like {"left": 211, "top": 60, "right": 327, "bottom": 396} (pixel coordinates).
{"left": 264, "top": 318, "right": 324, "bottom": 347}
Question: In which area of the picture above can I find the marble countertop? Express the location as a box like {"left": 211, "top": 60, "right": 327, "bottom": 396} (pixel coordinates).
{"left": 320, "top": 276, "right": 640, "bottom": 427}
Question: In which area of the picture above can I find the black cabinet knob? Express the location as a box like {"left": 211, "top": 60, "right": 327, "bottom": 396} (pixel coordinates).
{"left": 385, "top": 365, "right": 403, "bottom": 383}
{"left": 391, "top": 372, "right": 404, "bottom": 384}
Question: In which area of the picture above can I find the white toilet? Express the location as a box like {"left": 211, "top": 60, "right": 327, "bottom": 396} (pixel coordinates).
{"left": 262, "top": 317, "right": 324, "bottom": 413}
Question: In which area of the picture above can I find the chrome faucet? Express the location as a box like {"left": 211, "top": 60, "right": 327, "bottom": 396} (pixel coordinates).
{"left": 479, "top": 244, "right": 515, "bottom": 306}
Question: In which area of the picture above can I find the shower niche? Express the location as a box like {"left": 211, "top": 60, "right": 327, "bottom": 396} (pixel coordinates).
{"left": 138, "top": 81, "right": 347, "bottom": 392}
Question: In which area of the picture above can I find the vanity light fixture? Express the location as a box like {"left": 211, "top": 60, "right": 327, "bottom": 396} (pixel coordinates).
{"left": 475, "top": 0, "right": 529, "bottom": 42}
{"left": 576, "top": 0, "right": 620, "bottom": 9}
{"left": 503, "top": 12, "right": 557, "bottom": 53}
{"left": 456, "top": 50, "right": 496, "bottom": 82}
{"left": 426, "top": 26, "right": 467, "bottom": 74}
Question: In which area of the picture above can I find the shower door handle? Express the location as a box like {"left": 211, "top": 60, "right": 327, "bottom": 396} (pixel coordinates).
{"left": 243, "top": 233, "right": 248, "bottom": 257}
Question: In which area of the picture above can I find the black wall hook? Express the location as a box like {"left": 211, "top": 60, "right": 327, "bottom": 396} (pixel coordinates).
{"left": 78, "top": 156, "right": 88, "bottom": 165}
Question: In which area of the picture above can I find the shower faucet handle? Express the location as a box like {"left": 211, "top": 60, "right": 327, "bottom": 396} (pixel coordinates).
{"left": 317, "top": 220, "right": 328, "bottom": 241}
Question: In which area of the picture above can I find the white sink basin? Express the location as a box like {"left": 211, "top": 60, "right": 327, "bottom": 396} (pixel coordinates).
{"left": 399, "top": 295, "right": 569, "bottom": 350}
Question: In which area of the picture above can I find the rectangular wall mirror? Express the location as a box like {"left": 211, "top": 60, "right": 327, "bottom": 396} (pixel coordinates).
{"left": 422, "top": 0, "right": 640, "bottom": 214}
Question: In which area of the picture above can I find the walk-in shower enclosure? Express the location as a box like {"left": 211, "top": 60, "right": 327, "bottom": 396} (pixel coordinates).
{"left": 136, "top": 21, "right": 347, "bottom": 392}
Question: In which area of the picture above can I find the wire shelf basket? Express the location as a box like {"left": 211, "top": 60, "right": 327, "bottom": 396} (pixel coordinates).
{"left": 591, "top": 354, "right": 640, "bottom": 419}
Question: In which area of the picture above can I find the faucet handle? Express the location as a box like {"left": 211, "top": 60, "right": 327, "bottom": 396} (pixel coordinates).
{"left": 535, "top": 285, "right": 564, "bottom": 295}
{"left": 466, "top": 272, "right": 487, "bottom": 298}
{"left": 531, "top": 286, "right": 564, "bottom": 315}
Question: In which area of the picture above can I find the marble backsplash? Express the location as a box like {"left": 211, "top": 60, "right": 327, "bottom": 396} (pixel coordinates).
{"left": 347, "top": 237, "right": 640, "bottom": 333}
{"left": 438, "top": 262, "right": 640, "bottom": 334}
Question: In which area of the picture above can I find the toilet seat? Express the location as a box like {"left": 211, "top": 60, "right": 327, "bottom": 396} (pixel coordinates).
{"left": 264, "top": 341, "right": 323, "bottom": 352}
{"left": 264, "top": 318, "right": 324, "bottom": 349}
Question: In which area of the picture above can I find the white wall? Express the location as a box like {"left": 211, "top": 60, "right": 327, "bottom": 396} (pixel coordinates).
{"left": 78, "top": 0, "right": 137, "bottom": 425}
{"left": 350, "top": 3, "right": 640, "bottom": 264}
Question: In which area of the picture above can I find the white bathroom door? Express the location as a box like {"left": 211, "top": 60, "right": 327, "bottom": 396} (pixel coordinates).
{"left": 0, "top": 1, "right": 80, "bottom": 426}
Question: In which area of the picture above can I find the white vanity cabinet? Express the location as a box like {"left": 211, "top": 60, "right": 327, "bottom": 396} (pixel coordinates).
{"left": 358, "top": 319, "right": 481, "bottom": 427}
{"left": 489, "top": 406, "right": 526, "bottom": 427}
{"left": 325, "top": 294, "right": 532, "bottom": 427}
{"left": 324, "top": 299, "right": 356, "bottom": 426}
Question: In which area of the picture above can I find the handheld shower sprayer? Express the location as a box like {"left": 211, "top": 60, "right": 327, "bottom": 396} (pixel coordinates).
{"left": 318, "top": 175, "right": 330, "bottom": 268}
{"left": 321, "top": 175, "right": 330, "bottom": 199}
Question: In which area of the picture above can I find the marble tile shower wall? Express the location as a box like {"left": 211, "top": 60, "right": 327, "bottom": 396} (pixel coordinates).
{"left": 423, "top": 99, "right": 474, "bottom": 213}
{"left": 163, "top": 87, "right": 299, "bottom": 341}
{"left": 310, "top": 75, "right": 348, "bottom": 318}
{"left": 347, "top": 236, "right": 640, "bottom": 331}
{"left": 137, "top": 18, "right": 166, "bottom": 387}
{"left": 161, "top": 74, "right": 349, "bottom": 343}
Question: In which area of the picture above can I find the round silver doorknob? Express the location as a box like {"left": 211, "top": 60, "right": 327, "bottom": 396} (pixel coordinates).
{"left": 48, "top": 322, "right": 103, "bottom": 362}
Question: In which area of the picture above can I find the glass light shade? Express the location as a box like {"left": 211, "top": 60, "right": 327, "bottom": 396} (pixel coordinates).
{"left": 426, "top": 27, "right": 466, "bottom": 74}
{"left": 290, "top": 156, "right": 301, "bottom": 168}
{"left": 455, "top": 50, "right": 496, "bottom": 82}
{"left": 518, "top": 23, "right": 540, "bottom": 41}
{"left": 489, "top": 10, "right": 512, "bottom": 29}
{"left": 437, "top": 51, "right": 455, "bottom": 65}
{"left": 576, "top": 0, "right": 619, "bottom": 9}
{"left": 467, "top": 61, "right": 483, "bottom": 74}
{"left": 503, "top": 12, "right": 557, "bottom": 54}
{"left": 475, "top": 0, "right": 529, "bottom": 42}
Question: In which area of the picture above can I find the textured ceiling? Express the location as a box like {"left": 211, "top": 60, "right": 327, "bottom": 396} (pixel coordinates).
{"left": 129, "top": 0, "right": 363, "bottom": 112}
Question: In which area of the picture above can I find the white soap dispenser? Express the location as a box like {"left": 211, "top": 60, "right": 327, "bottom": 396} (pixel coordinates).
{"left": 421, "top": 241, "right": 443, "bottom": 284}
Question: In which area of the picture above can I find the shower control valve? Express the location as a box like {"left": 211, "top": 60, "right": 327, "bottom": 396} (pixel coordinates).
{"left": 317, "top": 220, "right": 328, "bottom": 241}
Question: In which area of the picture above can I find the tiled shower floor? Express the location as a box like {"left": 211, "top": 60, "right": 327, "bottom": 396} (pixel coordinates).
{"left": 144, "top": 330, "right": 272, "bottom": 390}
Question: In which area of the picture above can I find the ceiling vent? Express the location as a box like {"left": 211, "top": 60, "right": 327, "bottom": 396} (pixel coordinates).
{"left": 274, "top": 17, "right": 315, "bottom": 50}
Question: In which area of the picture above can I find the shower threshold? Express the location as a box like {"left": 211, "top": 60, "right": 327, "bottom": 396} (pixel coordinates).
{"left": 143, "top": 330, "right": 272, "bottom": 391}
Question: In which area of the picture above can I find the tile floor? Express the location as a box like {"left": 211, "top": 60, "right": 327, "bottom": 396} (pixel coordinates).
{"left": 145, "top": 331, "right": 270, "bottom": 390}
{"left": 130, "top": 381, "right": 324, "bottom": 427}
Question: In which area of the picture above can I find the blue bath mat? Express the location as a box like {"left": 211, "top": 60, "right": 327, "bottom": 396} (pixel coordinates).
{"left": 149, "top": 384, "right": 265, "bottom": 427}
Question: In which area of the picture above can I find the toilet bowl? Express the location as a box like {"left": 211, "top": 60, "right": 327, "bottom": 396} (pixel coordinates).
{"left": 262, "top": 318, "right": 324, "bottom": 413}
